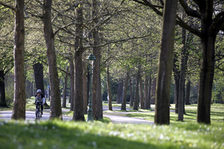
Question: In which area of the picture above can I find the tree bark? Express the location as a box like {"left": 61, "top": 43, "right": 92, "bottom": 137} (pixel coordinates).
{"left": 0, "top": 70, "right": 7, "bottom": 107}
{"left": 83, "top": 61, "right": 88, "bottom": 114}
{"left": 73, "top": 51, "right": 85, "bottom": 121}
{"left": 116, "top": 80, "right": 123, "bottom": 104}
{"left": 144, "top": 74, "right": 151, "bottom": 109}
{"left": 197, "top": 35, "right": 216, "bottom": 124}
{"left": 43, "top": 0, "right": 62, "bottom": 119}
{"left": 133, "top": 66, "right": 141, "bottom": 110}
{"left": 155, "top": 0, "right": 177, "bottom": 124}
{"left": 106, "top": 66, "right": 112, "bottom": 110}
{"left": 121, "top": 71, "right": 129, "bottom": 111}
{"left": 178, "top": 27, "right": 188, "bottom": 121}
{"left": 62, "top": 66, "right": 69, "bottom": 108}
{"left": 12, "top": 0, "right": 26, "bottom": 120}
{"left": 33, "top": 63, "right": 45, "bottom": 96}
{"left": 69, "top": 55, "right": 75, "bottom": 111}
{"left": 139, "top": 74, "right": 144, "bottom": 109}
{"left": 186, "top": 80, "right": 191, "bottom": 105}
{"left": 173, "top": 51, "right": 180, "bottom": 114}
{"left": 73, "top": 2, "right": 85, "bottom": 121}
{"left": 129, "top": 78, "right": 134, "bottom": 107}
{"left": 92, "top": 0, "right": 103, "bottom": 120}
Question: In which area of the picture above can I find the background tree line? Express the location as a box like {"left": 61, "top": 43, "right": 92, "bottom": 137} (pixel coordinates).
{"left": 0, "top": 0, "right": 223, "bottom": 124}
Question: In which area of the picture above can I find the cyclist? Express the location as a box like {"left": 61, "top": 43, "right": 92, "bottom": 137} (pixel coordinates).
{"left": 35, "top": 89, "right": 45, "bottom": 115}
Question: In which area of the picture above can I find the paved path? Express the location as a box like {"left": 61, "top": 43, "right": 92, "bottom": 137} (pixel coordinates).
{"left": 0, "top": 105, "right": 154, "bottom": 124}
{"left": 0, "top": 110, "right": 72, "bottom": 121}
{"left": 104, "top": 114, "right": 153, "bottom": 124}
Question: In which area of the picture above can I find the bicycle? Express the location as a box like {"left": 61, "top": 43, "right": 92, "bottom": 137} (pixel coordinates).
{"left": 35, "top": 102, "right": 42, "bottom": 119}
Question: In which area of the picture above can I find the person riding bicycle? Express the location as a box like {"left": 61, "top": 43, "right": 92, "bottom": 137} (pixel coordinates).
{"left": 35, "top": 89, "right": 45, "bottom": 115}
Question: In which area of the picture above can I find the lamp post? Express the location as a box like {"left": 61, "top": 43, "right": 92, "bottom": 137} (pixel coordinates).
{"left": 87, "top": 53, "right": 96, "bottom": 121}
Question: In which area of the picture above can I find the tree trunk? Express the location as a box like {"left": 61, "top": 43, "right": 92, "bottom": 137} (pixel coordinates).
{"left": 143, "top": 74, "right": 149, "bottom": 109}
{"left": 43, "top": 0, "right": 62, "bottom": 119}
{"left": 173, "top": 52, "right": 180, "bottom": 114}
{"left": 144, "top": 74, "right": 151, "bottom": 109}
{"left": 197, "top": 35, "right": 216, "bottom": 124}
{"left": 186, "top": 80, "right": 191, "bottom": 105}
{"left": 33, "top": 63, "right": 49, "bottom": 108}
{"left": 0, "top": 70, "right": 7, "bottom": 107}
{"left": 69, "top": 55, "right": 75, "bottom": 111}
{"left": 12, "top": 0, "right": 26, "bottom": 120}
{"left": 33, "top": 63, "right": 45, "bottom": 96}
{"left": 116, "top": 80, "right": 123, "bottom": 104}
{"left": 106, "top": 66, "right": 112, "bottom": 110}
{"left": 83, "top": 61, "right": 88, "bottom": 114}
{"left": 155, "top": 0, "right": 177, "bottom": 125}
{"left": 73, "top": 2, "right": 85, "bottom": 121}
{"left": 178, "top": 27, "right": 188, "bottom": 121}
{"left": 73, "top": 51, "right": 85, "bottom": 121}
{"left": 129, "top": 78, "right": 134, "bottom": 107}
{"left": 62, "top": 66, "right": 69, "bottom": 108}
{"left": 121, "top": 71, "right": 129, "bottom": 111}
{"left": 139, "top": 74, "right": 144, "bottom": 109}
{"left": 133, "top": 66, "right": 141, "bottom": 110}
{"left": 92, "top": 0, "right": 103, "bottom": 120}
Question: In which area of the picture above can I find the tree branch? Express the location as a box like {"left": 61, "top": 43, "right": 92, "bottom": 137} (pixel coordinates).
{"left": 176, "top": 15, "right": 201, "bottom": 37}
{"left": 0, "top": 1, "right": 15, "bottom": 11}
{"left": 132, "top": 0, "right": 163, "bottom": 16}
{"left": 210, "top": 11, "right": 224, "bottom": 35}
{"left": 179, "top": 0, "right": 200, "bottom": 18}
{"left": 131, "top": 0, "right": 201, "bottom": 37}
{"left": 53, "top": 22, "right": 74, "bottom": 36}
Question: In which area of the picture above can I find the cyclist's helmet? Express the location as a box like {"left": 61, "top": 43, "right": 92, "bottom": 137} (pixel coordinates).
{"left": 36, "top": 89, "right": 42, "bottom": 94}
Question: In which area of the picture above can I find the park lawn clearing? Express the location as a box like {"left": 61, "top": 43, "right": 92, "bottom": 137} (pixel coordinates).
{"left": 0, "top": 120, "right": 223, "bottom": 149}
{"left": 0, "top": 104, "right": 223, "bottom": 149}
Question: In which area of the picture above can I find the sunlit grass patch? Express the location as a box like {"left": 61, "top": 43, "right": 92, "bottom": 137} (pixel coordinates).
{"left": 0, "top": 120, "right": 223, "bottom": 149}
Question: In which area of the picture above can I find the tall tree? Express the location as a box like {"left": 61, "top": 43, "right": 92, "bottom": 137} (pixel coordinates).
{"left": 132, "top": 0, "right": 224, "bottom": 124}
{"left": 83, "top": 61, "right": 88, "bottom": 114}
{"left": 92, "top": 0, "right": 103, "bottom": 120}
{"left": 154, "top": 0, "right": 177, "bottom": 124}
{"left": 178, "top": 27, "right": 188, "bottom": 121}
{"left": 139, "top": 73, "right": 144, "bottom": 109}
{"left": 185, "top": 80, "right": 191, "bottom": 105}
{"left": 0, "top": 70, "right": 7, "bottom": 107}
{"left": 7, "top": 0, "right": 26, "bottom": 120}
{"left": 73, "top": 1, "right": 85, "bottom": 121}
{"left": 144, "top": 73, "right": 151, "bottom": 109}
{"left": 69, "top": 54, "right": 75, "bottom": 111}
{"left": 129, "top": 78, "right": 134, "bottom": 107}
{"left": 173, "top": 52, "right": 180, "bottom": 113}
{"left": 106, "top": 66, "right": 113, "bottom": 110}
{"left": 43, "top": 0, "right": 62, "bottom": 119}
{"left": 116, "top": 80, "right": 123, "bottom": 104}
{"left": 121, "top": 71, "right": 129, "bottom": 111}
{"left": 62, "top": 66, "right": 69, "bottom": 108}
{"left": 133, "top": 65, "right": 141, "bottom": 110}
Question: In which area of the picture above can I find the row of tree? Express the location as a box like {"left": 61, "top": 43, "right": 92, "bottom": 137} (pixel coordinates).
{"left": 0, "top": 0, "right": 223, "bottom": 124}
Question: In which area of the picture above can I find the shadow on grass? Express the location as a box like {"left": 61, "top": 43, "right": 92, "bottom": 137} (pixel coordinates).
{"left": 0, "top": 121, "right": 174, "bottom": 149}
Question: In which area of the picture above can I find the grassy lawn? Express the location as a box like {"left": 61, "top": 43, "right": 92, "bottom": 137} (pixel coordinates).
{"left": 0, "top": 119, "right": 223, "bottom": 149}
{"left": 125, "top": 104, "right": 224, "bottom": 124}
{"left": 0, "top": 103, "right": 223, "bottom": 149}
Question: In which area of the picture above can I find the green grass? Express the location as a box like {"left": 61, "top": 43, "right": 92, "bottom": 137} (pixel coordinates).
{"left": 0, "top": 120, "right": 223, "bottom": 149}
{"left": 125, "top": 104, "right": 224, "bottom": 124}
{"left": 0, "top": 103, "right": 223, "bottom": 149}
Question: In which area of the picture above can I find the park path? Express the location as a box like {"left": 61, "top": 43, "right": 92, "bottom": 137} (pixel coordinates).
{"left": 0, "top": 105, "right": 154, "bottom": 124}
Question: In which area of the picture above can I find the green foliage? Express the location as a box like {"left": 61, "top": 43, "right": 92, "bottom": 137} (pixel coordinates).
{"left": 4, "top": 74, "right": 14, "bottom": 105}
